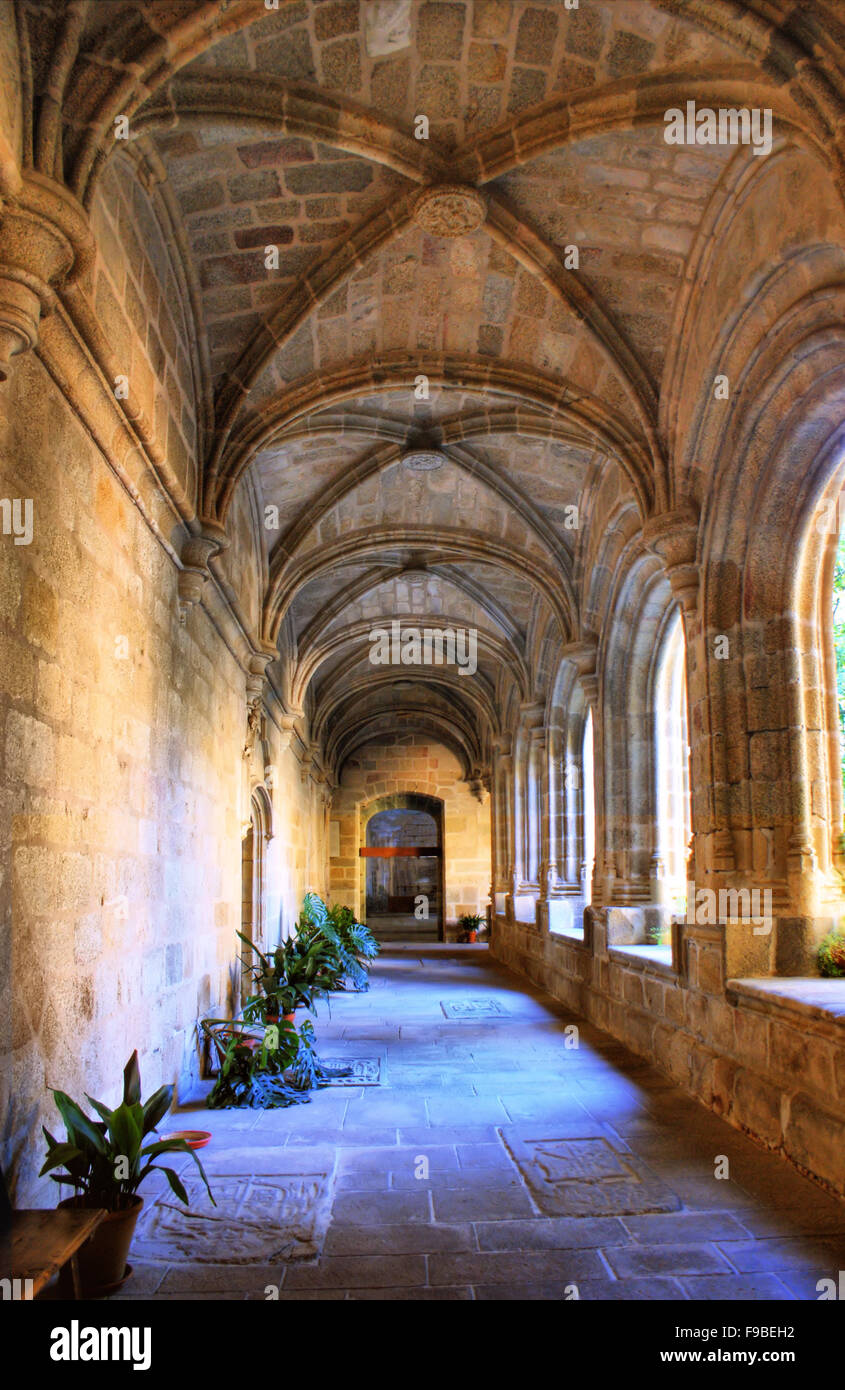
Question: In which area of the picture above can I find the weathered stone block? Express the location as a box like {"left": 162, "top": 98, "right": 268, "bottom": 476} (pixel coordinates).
{"left": 732, "top": 1069, "right": 784, "bottom": 1147}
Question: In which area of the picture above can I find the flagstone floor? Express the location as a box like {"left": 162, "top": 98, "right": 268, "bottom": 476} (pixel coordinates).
{"left": 111, "top": 945, "right": 845, "bottom": 1301}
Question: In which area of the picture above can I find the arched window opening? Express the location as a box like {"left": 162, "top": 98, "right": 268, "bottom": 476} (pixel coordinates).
{"left": 654, "top": 611, "right": 691, "bottom": 912}
{"left": 240, "top": 794, "right": 267, "bottom": 1004}
{"left": 241, "top": 816, "right": 255, "bottom": 945}
{"left": 513, "top": 729, "right": 528, "bottom": 885}
{"left": 833, "top": 521, "right": 845, "bottom": 810}
{"left": 582, "top": 707, "right": 595, "bottom": 906}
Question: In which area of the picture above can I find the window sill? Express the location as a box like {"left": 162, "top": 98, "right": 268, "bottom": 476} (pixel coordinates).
{"left": 549, "top": 924, "right": 586, "bottom": 944}
{"left": 726, "top": 977, "right": 845, "bottom": 1029}
{"left": 513, "top": 894, "right": 538, "bottom": 924}
{"left": 608, "top": 943, "right": 677, "bottom": 977}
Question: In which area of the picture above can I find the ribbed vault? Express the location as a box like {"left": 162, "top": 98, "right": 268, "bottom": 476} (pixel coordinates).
{"left": 13, "top": 0, "right": 845, "bottom": 800}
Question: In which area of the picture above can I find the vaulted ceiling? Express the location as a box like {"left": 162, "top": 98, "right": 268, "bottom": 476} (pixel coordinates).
{"left": 16, "top": 0, "right": 845, "bottom": 782}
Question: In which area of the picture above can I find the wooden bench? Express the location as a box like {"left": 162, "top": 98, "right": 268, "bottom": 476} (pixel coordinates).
{"left": 2, "top": 1208, "right": 106, "bottom": 1300}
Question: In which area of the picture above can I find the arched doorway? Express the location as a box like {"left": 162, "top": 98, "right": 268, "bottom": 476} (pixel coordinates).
{"left": 359, "top": 793, "right": 444, "bottom": 942}
{"left": 240, "top": 785, "right": 273, "bottom": 1001}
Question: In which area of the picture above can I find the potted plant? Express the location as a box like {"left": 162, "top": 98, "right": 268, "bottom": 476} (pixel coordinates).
{"left": 202, "top": 1013, "right": 350, "bottom": 1108}
{"left": 458, "top": 912, "right": 484, "bottom": 944}
{"left": 298, "top": 892, "right": 380, "bottom": 991}
{"left": 204, "top": 1019, "right": 308, "bottom": 1110}
{"left": 818, "top": 927, "right": 845, "bottom": 977}
{"left": 237, "top": 929, "right": 336, "bottom": 1024}
{"left": 40, "top": 1051, "right": 214, "bottom": 1295}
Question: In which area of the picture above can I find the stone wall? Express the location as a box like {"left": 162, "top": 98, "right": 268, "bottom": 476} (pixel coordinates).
{"left": 329, "top": 734, "right": 490, "bottom": 928}
{"left": 492, "top": 909, "right": 845, "bottom": 1199}
{"left": 0, "top": 352, "right": 322, "bottom": 1205}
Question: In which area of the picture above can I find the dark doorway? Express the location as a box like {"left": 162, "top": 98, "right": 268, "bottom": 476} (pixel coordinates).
{"left": 360, "top": 795, "right": 444, "bottom": 942}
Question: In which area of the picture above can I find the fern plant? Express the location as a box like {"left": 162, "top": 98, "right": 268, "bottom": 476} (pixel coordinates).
{"left": 299, "top": 892, "right": 379, "bottom": 991}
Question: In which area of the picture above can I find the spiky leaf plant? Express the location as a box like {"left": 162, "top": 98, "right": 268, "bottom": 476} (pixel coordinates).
{"left": 40, "top": 1051, "right": 214, "bottom": 1210}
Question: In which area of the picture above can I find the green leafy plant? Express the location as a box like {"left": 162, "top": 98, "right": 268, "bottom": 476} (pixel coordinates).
{"left": 818, "top": 928, "right": 845, "bottom": 977}
{"left": 237, "top": 929, "right": 336, "bottom": 1021}
{"left": 288, "top": 1018, "right": 353, "bottom": 1089}
{"left": 202, "top": 1015, "right": 351, "bottom": 1108}
{"left": 204, "top": 1020, "right": 310, "bottom": 1110}
{"left": 298, "top": 892, "right": 379, "bottom": 991}
{"left": 40, "top": 1051, "right": 214, "bottom": 1210}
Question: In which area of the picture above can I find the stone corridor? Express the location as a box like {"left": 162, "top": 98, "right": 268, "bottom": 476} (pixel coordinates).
{"left": 108, "top": 946, "right": 845, "bottom": 1302}
{"left": 5, "top": 1, "right": 845, "bottom": 1317}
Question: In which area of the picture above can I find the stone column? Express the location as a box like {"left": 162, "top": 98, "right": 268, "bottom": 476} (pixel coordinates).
{"left": 528, "top": 725, "right": 546, "bottom": 888}
{"left": 642, "top": 506, "right": 777, "bottom": 976}
{"left": 546, "top": 730, "right": 566, "bottom": 896}
{"left": 497, "top": 746, "right": 516, "bottom": 925}
{"left": 514, "top": 703, "right": 544, "bottom": 930}
{"left": 516, "top": 703, "right": 544, "bottom": 890}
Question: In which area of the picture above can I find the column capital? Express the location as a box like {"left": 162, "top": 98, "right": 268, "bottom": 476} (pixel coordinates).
{"left": 276, "top": 710, "right": 303, "bottom": 753}
{"left": 466, "top": 763, "right": 490, "bottom": 802}
{"left": 177, "top": 520, "right": 228, "bottom": 621}
{"left": 563, "top": 634, "right": 599, "bottom": 708}
{"left": 0, "top": 171, "right": 94, "bottom": 382}
{"left": 562, "top": 634, "right": 598, "bottom": 678}
{"left": 641, "top": 503, "right": 700, "bottom": 616}
{"left": 246, "top": 640, "right": 279, "bottom": 698}
{"left": 519, "top": 700, "right": 545, "bottom": 731}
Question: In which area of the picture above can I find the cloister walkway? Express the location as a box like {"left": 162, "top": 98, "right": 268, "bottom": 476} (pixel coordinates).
{"left": 117, "top": 947, "right": 845, "bottom": 1301}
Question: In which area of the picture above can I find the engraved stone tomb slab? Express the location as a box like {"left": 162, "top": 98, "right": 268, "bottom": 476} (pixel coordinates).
{"left": 441, "top": 999, "right": 510, "bottom": 1018}
{"left": 321, "top": 1057, "right": 381, "bottom": 1085}
{"left": 500, "top": 1130, "right": 681, "bottom": 1217}
{"left": 132, "top": 1172, "right": 333, "bottom": 1264}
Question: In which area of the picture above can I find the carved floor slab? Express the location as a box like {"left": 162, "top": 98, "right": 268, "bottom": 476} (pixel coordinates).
{"left": 132, "top": 1173, "right": 333, "bottom": 1263}
{"left": 321, "top": 1057, "right": 381, "bottom": 1085}
{"left": 500, "top": 1130, "right": 682, "bottom": 1217}
{"left": 441, "top": 999, "right": 510, "bottom": 1018}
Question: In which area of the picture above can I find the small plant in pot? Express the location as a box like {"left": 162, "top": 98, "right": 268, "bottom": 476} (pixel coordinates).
{"left": 40, "top": 1051, "right": 214, "bottom": 1296}
{"left": 458, "top": 912, "right": 485, "bottom": 944}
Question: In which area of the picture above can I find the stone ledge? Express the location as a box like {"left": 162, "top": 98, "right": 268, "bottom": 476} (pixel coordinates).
{"left": 608, "top": 943, "right": 678, "bottom": 979}
{"left": 549, "top": 925, "right": 587, "bottom": 944}
{"left": 726, "top": 977, "right": 845, "bottom": 1030}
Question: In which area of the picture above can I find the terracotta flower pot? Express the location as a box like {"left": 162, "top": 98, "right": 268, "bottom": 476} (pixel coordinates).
{"left": 59, "top": 1194, "right": 143, "bottom": 1295}
{"left": 467, "top": 930, "right": 477, "bottom": 943}
{"left": 282, "top": 1012, "right": 295, "bottom": 1024}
